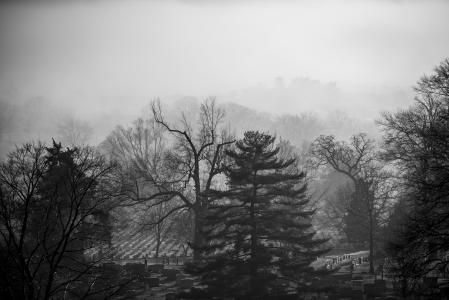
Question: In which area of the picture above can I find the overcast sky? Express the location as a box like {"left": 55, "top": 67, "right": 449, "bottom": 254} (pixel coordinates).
{"left": 1, "top": 0, "right": 449, "bottom": 117}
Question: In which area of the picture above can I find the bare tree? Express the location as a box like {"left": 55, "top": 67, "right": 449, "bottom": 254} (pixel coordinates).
{"left": 105, "top": 115, "right": 182, "bottom": 258}
{"left": 142, "top": 198, "right": 179, "bottom": 258}
{"left": 105, "top": 98, "right": 234, "bottom": 260}
{"left": 0, "top": 142, "right": 127, "bottom": 300}
{"left": 150, "top": 98, "right": 235, "bottom": 260}
{"left": 310, "top": 133, "right": 394, "bottom": 273}
{"left": 379, "top": 59, "right": 449, "bottom": 294}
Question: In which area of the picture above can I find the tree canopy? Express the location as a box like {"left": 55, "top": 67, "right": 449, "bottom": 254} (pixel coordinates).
{"left": 380, "top": 59, "right": 449, "bottom": 295}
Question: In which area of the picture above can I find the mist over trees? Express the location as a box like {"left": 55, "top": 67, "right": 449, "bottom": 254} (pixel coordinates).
{"left": 1, "top": 54, "right": 448, "bottom": 298}
{"left": 0, "top": 85, "right": 382, "bottom": 159}
{"left": 0, "top": 0, "right": 448, "bottom": 298}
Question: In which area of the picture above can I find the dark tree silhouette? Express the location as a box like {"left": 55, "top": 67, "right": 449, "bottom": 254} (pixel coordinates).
{"left": 150, "top": 98, "right": 235, "bottom": 260}
{"left": 0, "top": 141, "right": 126, "bottom": 300}
{"left": 105, "top": 98, "right": 234, "bottom": 260}
{"left": 380, "top": 58, "right": 449, "bottom": 295}
{"left": 185, "top": 131, "right": 328, "bottom": 299}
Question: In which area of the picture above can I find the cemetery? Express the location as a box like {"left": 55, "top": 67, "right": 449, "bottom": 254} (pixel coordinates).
{"left": 98, "top": 242, "right": 449, "bottom": 299}
{"left": 110, "top": 227, "right": 192, "bottom": 263}
{"left": 2, "top": 48, "right": 449, "bottom": 299}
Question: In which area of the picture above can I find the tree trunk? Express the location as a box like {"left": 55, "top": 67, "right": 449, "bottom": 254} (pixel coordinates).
{"left": 192, "top": 205, "right": 204, "bottom": 261}
{"left": 192, "top": 159, "right": 203, "bottom": 262}
{"left": 249, "top": 172, "right": 258, "bottom": 295}
{"left": 155, "top": 225, "right": 161, "bottom": 258}
{"left": 369, "top": 212, "right": 374, "bottom": 274}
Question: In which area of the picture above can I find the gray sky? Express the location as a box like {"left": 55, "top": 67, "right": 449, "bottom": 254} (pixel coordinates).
{"left": 1, "top": 0, "right": 449, "bottom": 117}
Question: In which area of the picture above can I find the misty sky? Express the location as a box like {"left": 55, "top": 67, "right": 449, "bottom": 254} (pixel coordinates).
{"left": 1, "top": 0, "right": 449, "bottom": 118}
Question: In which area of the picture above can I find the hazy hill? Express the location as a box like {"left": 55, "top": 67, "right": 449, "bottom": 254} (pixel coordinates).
{"left": 0, "top": 94, "right": 381, "bottom": 158}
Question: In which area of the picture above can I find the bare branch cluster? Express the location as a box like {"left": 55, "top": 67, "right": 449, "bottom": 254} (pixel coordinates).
{"left": 310, "top": 133, "right": 395, "bottom": 273}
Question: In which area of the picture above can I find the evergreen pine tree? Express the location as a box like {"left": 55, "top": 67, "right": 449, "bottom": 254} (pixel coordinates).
{"left": 186, "top": 131, "right": 328, "bottom": 299}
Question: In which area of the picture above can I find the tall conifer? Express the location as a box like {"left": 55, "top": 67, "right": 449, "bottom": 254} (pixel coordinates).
{"left": 186, "top": 131, "right": 328, "bottom": 299}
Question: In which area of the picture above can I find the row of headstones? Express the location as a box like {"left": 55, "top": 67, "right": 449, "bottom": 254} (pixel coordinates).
{"left": 325, "top": 254, "right": 369, "bottom": 270}
{"left": 112, "top": 230, "right": 165, "bottom": 254}
{"left": 327, "top": 254, "right": 350, "bottom": 266}
{"left": 113, "top": 234, "right": 156, "bottom": 258}
{"left": 113, "top": 237, "right": 191, "bottom": 259}
{"left": 115, "top": 249, "right": 191, "bottom": 260}
{"left": 111, "top": 226, "right": 196, "bottom": 259}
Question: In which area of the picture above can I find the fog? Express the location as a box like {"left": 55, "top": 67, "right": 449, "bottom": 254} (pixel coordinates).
{"left": 1, "top": 0, "right": 449, "bottom": 153}
{"left": 2, "top": 3, "right": 449, "bottom": 297}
